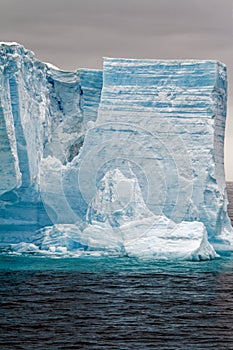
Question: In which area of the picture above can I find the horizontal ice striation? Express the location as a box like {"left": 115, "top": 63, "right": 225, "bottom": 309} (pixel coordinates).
{"left": 79, "top": 69, "right": 103, "bottom": 126}
{"left": 0, "top": 43, "right": 232, "bottom": 259}
{"left": 0, "top": 43, "right": 102, "bottom": 244}
{"left": 90, "top": 58, "right": 232, "bottom": 247}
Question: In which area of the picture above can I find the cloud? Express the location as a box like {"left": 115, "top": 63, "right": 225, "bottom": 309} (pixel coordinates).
{"left": 0, "top": 0, "right": 232, "bottom": 65}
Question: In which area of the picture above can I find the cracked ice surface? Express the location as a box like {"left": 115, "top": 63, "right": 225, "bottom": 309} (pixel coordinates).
{"left": 0, "top": 43, "right": 232, "bottom": 260}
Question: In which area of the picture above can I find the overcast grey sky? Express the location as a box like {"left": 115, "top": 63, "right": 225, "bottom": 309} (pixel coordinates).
{"left": 0, "top": 0, "right": 232, "bottom": 179}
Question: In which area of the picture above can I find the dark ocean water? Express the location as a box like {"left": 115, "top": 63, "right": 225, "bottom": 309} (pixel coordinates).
{"left": 1, "top": 255, "right": 233, "bottom": 350}
{"left": 0, "top": 183, "right": 233, "bottom": 350}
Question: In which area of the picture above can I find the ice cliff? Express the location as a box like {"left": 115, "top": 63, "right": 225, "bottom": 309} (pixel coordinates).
{"left": 0, "top": 43, "right": 232, "bottom": 260}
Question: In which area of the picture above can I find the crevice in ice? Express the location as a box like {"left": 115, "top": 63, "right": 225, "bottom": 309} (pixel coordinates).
{"left": 67, "top": 135, "right": 84, "bottom": 163}
{"left": 9, "top": 76, "right": 31, "bottom": 187}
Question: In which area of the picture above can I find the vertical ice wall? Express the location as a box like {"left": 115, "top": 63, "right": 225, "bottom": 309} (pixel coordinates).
{"left": 0, "top": 43, "right": 49, "bottom": 244}
{"left": 0, "top": 43, "right": 102, "bottom": 244}
{"left": 76, "top": 58, "right": 232, "bottom": 245}
{"left": 0, "top": 66, "right": 21, "bottom": 195}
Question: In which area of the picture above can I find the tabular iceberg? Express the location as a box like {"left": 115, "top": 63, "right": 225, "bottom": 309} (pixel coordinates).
{"left": 0, "top": 43, "right": 232, "bottom": 260}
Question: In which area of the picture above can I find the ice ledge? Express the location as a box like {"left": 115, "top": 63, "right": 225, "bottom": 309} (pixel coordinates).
{"left": 9, "top": 220, "right": 218, "bottom": 261}
{"left": 9, "top": 169, "right": 219, "bottom": 261}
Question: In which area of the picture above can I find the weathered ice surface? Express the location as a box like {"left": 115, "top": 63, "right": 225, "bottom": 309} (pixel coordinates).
{"left": 0, "top": 43, "right": 232, "bottom": 259}
{"left": 94, "top": 58, "right": 231, "bottom": 243}
{"left": 11, "top": 168, "right": 218, "bottom": 260}
{"left": 0, "top": 43, "right": 102, "bottom": 244}
{"left": 227, "top": 182, "right": 233, "bottom": 226}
